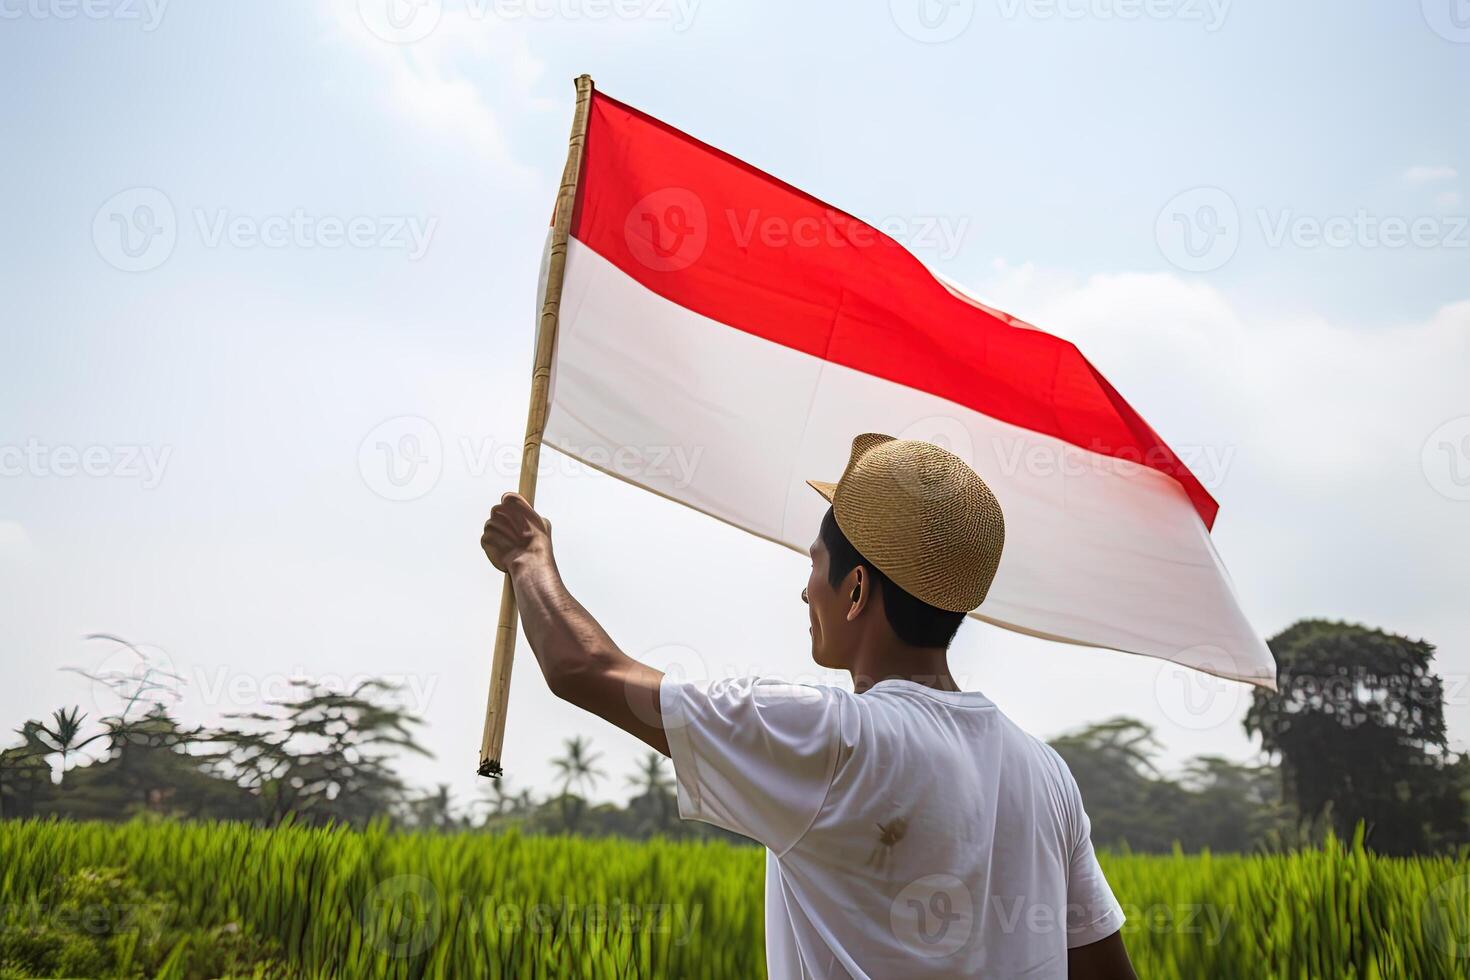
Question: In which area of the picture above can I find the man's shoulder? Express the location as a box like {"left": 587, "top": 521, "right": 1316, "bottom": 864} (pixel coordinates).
{"left": 977, "top": 709, "right": 1080, "bottom": 787}
{"left": 663, "top": 676, "right": 854, "bottom": 732}
{"left": 683, "top": 675, "right": 851, "bottom": 704}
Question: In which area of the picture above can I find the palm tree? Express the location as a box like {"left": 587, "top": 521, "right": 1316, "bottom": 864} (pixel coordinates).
{"left": 625, "top": 751, "right": 676, "bottom": 835}
{"left": 34, "top": 707, "right": 87, "bottom": 782}
{"left": 2, "top": 723, "right": 57, "bottom": 817}
{"left": 412, "top": 783, "right": 457, "bottom": 831}
{"left": 552, "top": 735, "right": 606, "bottom": 797}
{"left": 473, "top": 776, "right": 515, "bottom": 825}
{"left": 550, "top": 735, "right": 605, "bottom": 833}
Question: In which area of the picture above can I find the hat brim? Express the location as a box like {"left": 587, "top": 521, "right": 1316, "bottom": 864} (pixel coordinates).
{"left": 805, "top": 479, "right": 838, "bottom": 502}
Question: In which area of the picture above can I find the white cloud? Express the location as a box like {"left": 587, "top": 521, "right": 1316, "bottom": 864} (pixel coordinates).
{"left": 0, "top": 520, "right": 35, "bottom": 564}
{"left": 1404, "top": 164, "right": 1459, "bottom": 183}
{"left": 322, "top": 0, "right": 546, "bottom": 176}
{"left": 1436, "top": 190, "right": 1463, "bottom": 209}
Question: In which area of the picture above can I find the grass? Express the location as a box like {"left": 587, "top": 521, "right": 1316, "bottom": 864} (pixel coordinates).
{"left": 0, "top": 819, "right": 1466, "bottom": 978}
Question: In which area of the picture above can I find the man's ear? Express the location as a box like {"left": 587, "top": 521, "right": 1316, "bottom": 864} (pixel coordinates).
{"left": 845, "top": 566, "right": 870, "bottom": 622}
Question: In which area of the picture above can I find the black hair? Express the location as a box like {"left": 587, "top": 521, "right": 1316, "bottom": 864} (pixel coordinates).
{"left": 819, "top": 508, "right": 965, "bottom": 649}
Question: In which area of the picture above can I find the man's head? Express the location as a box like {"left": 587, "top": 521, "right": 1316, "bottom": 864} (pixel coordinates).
{"left": 804, "top": 508, "right": 966, "bottom": 668}
{"left": 801, "top": 433, "right": 1007, "bottom": 671}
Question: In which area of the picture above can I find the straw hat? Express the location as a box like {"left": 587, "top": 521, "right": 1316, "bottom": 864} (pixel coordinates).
{"left": 806, "top": 433, "right": 1005, "bottom": 613}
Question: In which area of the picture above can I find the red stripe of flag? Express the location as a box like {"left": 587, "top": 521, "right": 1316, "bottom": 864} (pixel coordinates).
{"left": 570, "top": 91, "right": 1219, "bottom": 530}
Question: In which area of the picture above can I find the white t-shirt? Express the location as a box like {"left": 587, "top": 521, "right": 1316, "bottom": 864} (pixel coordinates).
{"left": 661, "top": 675, "right": 1125, "bottom": 979}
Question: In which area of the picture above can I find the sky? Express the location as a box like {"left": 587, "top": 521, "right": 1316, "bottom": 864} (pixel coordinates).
{"left": 1, "top": 0, "right": 1467, "bottom": 811}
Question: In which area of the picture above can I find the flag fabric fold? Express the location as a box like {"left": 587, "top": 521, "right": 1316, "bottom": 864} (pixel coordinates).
{"left": 542, "top": 90, "right": 1276, "bottom": 689}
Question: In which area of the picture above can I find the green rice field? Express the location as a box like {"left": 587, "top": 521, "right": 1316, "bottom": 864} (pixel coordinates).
{"left": 1, "top": 820, "right": 1466, "bottom": 978}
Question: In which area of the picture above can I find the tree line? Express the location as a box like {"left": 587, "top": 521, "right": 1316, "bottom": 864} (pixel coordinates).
{"left": 3, "top": 621, "right": 1467, "bottom": 854}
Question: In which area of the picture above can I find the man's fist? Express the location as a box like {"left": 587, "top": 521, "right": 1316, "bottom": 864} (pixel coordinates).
{"left": 481, "top": 492, "right": 554, "bottom": 573}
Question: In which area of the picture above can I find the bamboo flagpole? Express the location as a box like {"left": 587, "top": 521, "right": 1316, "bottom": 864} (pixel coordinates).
{"left": 478, "top": 74, "right": 595, "bottom": 779}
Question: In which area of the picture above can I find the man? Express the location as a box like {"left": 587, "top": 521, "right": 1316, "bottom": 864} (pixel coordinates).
{"left": 481, "top": 433, "right": 1137, "bottom": 979}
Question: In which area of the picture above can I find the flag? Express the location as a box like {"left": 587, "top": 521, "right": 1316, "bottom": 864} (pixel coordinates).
{"left": 540, "top": 90, "right": 1275, "bottom": 689}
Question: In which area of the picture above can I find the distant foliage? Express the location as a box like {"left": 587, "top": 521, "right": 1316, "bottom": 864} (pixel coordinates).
{"left": 4, "top": 623, "right": 1467, "bottom": 854}
{"left": 1051, "top": 717, "right": 1292, "bottom": 853}
{"left": 209, "top": 679, "right": 428, "bottom": 827}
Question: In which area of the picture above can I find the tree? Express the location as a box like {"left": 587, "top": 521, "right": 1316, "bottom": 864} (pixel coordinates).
{"left": 625, "top": 751, "right": 676, "bottom": 836}
{"left": 55, "top": 706, "right": 255, "bottom": 822}
{"left": 550, "top": 735, "right": 605, "bottom": 833}
{"left": 409, "top": 783, "right": 461, "bottom": 831}
{"left": 1048, "top": 717, "right": 1295, "bottom": 853}
{"left": 515, "top": 788, "right": 536, "bottom": 815}
{"left": 2, "top": 700, "right": 246, "bottom": 822}
{"left": 1245, "top": 619, "right": 1465, "bottom": 854}
{"left": 476, "top": 776, "right": 515, "bottom": 822}
{"left": 209, "top": 680, "right": 428, "bottom": 827}
{"left": 1050, "top": 717, "right": 1188, "bottom": 852}
{"left": 1176, "top": 756, "right": 1288, "bottom": 853}
{"left": 30, "top": 707, "right": 87, "bottom": 781}
{"left": 0, "top": 727, "right": 55, "bottom": 819}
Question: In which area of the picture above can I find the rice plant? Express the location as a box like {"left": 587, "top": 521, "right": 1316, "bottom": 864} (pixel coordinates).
{"left": 0, "top": 820, "right": 1465, "bottom": 978}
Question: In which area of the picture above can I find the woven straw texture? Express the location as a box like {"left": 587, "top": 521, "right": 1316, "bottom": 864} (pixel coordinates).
{"left": 807, "top": 433, "right": 1005, "bottom": 613}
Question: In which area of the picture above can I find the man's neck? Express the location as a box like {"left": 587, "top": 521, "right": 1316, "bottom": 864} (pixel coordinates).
{"left": 846, "top": 641, "right": 960, "bottom": 695}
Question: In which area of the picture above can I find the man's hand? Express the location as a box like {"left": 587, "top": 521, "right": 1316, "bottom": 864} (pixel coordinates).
{"left": 481, "top": 492, "right": 553, "bottom": 573}
{"left": 477, "top": 491, "right": 670, "bottom": 757}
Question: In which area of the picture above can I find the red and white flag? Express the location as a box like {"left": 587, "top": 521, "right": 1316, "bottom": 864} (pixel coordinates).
{"left": 541, "top": 90, "right": 1275, "bottom": 689}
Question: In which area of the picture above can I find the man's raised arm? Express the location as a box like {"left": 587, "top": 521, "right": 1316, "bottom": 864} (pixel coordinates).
{"left": 480, "top": 492, "right": 668, "bottom": 756}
